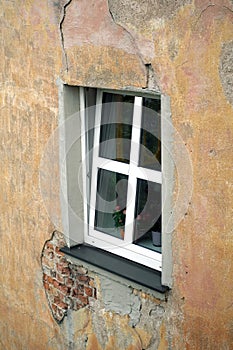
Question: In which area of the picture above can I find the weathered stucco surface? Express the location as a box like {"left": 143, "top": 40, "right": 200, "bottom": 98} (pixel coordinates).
{"left": 0, "top": 0, "right": 233, "bottom": 349}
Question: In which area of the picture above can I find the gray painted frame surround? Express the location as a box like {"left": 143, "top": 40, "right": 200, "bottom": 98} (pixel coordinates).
{"left": 58, "top": 80, "right": 173, "bottom": 288}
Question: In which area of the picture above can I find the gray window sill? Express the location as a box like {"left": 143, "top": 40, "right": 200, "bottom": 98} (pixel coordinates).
{"left": 61, "top": 244, "right": 169, "bottom": 293}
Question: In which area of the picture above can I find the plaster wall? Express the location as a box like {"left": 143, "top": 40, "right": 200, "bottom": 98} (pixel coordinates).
{"left": 0, "top": 0, "right": 233, "bottom": 349}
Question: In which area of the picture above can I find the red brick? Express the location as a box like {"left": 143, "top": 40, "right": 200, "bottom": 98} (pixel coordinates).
{"left": 72, "top": 288, "right": 84, "bottom": 297}
{"left": 77, "top": 295, "right": 88, "bottom": 305}
{"left": 43, "top": 274, "right": 53, "bottom": 284}
{"left": 84, "top": 286, "right": 93, "bottom": 297}
{"left": 58, "top": 284, "right": 69, "bottom": 294}
{"left": 78, "top": 275, "right": 89, "bottom": 282}
{"left": 56, "top": 264, "right": 70, "bottom": 276}
{"left": 54, "top": 296, "right": 62, "bottom": 305}
{"left": 56, "top": 301, "right": 68, "bottom": 310}
{"left": 53, "top": 280, "right": 60, "bottom": 289}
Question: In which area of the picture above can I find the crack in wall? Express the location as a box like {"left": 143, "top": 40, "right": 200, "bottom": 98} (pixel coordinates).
{"left": 108, "top": 3, "right": 148, "bottom": 86}
{"left": 223, "top": 5, "right": 233, "bottom": 13}
{"left": 108, "top": 2, "right": 162, "bottom": 92}
{"left": 193, "top": 3, "right": 233, "bottom": 29}
{"left": 60, "top": 0, "right": 73, "bottom": 73}
{"left": 193, "top": 3, "right": 216, "bottom": 28}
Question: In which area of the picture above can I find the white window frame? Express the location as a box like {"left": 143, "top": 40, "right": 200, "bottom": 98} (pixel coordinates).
{"left": 59, "top": 82, "right": 173, "bottom": 286}
{"left": 81, "top": 88, "right": 163, "bottom": 271}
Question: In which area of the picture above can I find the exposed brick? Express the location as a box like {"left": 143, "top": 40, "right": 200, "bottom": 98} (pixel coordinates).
{"left": 55, "top": 301, "right": 68, "bottom": 310}
{"left": 78, "top": 275, "right": 89, "bottom": 283}
{"left": 43, "top": 274, "right": 53, "bottom": 284}
{"left": 56, "top": 264, "right": 70, "bottom": 276}
{"left": 84, "top": 286, "right": 93, "bottom": 297}
{"left": 45, "top": 242, "right": 54, "bottom": 251}
{"left": 42, "top": 232, "right": 98, "bottom": 322}
{"left": 72, "top": 288, "right": 84, "bottom": 298}
{"left": 58, "top": 284, "right": 70, "bottom": 295}
{"left": 56, "top": 273, "right": 65, "bottom": 284}
{"left": 54, "top": 294, "right": 66, "bottom": 305}
{"left": 53, "top": 280, "right": 60, "bottom": 289}
{"left": 66, "top": 277, "right": 74, "bottom": 288}
{"left": 78, "top": 295, "right": 88, "bottom": 305}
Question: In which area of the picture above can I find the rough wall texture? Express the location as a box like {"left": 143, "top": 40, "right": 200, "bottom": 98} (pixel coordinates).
{"left": 0, "top": 0, "right": 233, "bottom": 349}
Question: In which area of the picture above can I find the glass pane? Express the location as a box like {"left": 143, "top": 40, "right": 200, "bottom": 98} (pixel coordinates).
{"left": 139, "top": 97, "right": 161, "bottom": 171}
{"left": 99, "top": 92, "right": 134, "bottom": 163}
{"left": 133, "top": 179, "right": 161, "bottom": 253}
{"left": 95, "top": 169, "right": 128, "bottom": 240}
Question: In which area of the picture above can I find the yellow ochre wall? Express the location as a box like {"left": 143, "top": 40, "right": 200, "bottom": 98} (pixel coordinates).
{"left": 0, "top": 0, "right": 232, "bottom": 349}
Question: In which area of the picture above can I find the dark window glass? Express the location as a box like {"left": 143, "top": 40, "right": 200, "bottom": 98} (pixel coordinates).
{"left": 139, "top": 97, "right": 161, "bottom": 171}
{"left": 95, "top": 169, "right": 128, "bottom": 240}
{"left": 133, "top": 178, "right": 161, "bottom": 253}
{"left": 99, "top": 93, "right": 134, "bottom": 163}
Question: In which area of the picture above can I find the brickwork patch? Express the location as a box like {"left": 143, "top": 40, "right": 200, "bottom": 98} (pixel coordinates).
{"left": 41, "top": 231, "right": 97, "bottom": 322}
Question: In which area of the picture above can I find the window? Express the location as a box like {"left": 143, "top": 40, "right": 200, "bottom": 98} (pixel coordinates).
{"left": 81, "top": 88, "right": 163, "bottom": 270}
{"left": 59, "top": 84, "right": 173, "bottom": 289}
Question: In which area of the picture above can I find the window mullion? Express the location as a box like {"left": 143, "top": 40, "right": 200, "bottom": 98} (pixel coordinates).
{"left": 124, "top": 97, "right": 142, "bottom": 243}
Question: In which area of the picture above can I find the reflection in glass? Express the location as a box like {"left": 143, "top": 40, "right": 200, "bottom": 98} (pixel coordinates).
{"left": 95, "top": 169, "right": 128, "bottom": 239}
{"left": 139, "top": 97, "right": 161, "bottom": 171}
{"left": 99, "top": 93, "right": 134, "bottom": 163}
{"left": 133, "top": 179, "right": 161, "bottom": 253}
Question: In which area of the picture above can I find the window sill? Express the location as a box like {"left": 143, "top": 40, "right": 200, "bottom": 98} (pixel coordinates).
{"left": 61, "top": 244, "right": 168, "bottom": 293}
